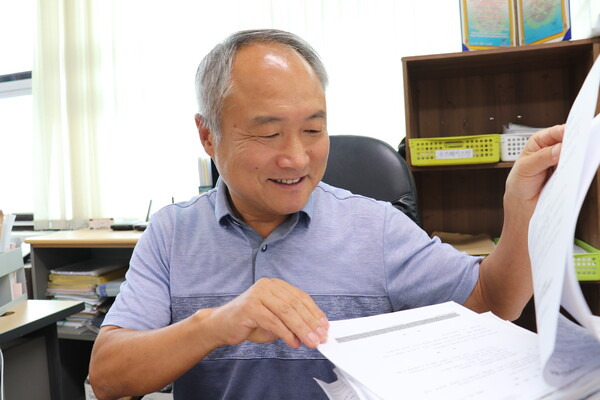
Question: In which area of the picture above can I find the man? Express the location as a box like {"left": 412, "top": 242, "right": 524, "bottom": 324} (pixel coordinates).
{"left": 89, "top": 29, "right": 564, "bottom": 399}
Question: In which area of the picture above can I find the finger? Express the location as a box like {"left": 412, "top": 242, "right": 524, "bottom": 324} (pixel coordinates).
{"left": 256, "top": 278, "right": 328, "bottom": 326}
{"left": 275, "top": 279, "right": 329, "bottom": 327}
{"left": 262, "top": 291, "right": 323, "bottom": 348}
{"left": 523, "top": 124, "right": 564, "bottom": 154}
{"left": 261, "top": 280, "right": 328, "bottom": 347}
{"left": 271, "top": 279, "right": 329, "bottom": 333}
{"left": 250, "top": 305, "right": 302, "bottom": 349}
{"left": 516, "top": 142, "right": 561, "bottom": 179}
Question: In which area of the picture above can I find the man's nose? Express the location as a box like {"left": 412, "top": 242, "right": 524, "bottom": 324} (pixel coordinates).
{"left": 277, "top": 134, "right": 310, "bottom": 169}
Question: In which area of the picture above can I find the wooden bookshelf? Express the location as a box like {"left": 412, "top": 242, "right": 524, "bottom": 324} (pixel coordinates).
{"left": 402, "top": 39, "right": 600, "bottom": 329}
{"left": 402, "top": 38, "right": 600, "bottom": 245}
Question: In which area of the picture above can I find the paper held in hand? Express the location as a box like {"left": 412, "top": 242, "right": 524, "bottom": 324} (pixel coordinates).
{"left": 316, "top": 55, "right": 600, "bottom": 399}
{"left": 527, "top": 41, "right": 600, "bottom": 387}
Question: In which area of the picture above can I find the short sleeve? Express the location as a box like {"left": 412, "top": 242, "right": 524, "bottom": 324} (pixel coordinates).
{"left": 102, "top": 211, "right": 173, "bottom": 330}
{"left": 382, "top": 204, "right": 480, "bottom": 311}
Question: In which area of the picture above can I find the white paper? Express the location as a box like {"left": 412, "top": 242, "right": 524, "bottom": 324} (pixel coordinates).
{"left": 314, "top": 377, "right": 361, "bottom": 400}
{"left": 317, "top": 302, "right": 594, "bottom": 400}
{"left": 543, "top": 315, "right": 600, "bottom": 386}
{"left": 528, "top": 53, "right": 600, "bottom": 385}
{"left": 314, "top": 367, "right": 381, "bottom": 400}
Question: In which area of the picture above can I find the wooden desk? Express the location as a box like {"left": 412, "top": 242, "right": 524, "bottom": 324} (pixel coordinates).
{"left": 25, "top": 230, "right": 141, "bottom": 400}
{"left": 26, "top": 230, "right": 142, "bottom": 300}
{"left": 0, "top": 300, "right": 84, "bottom": 400}
{"left": 26, "top": 229, "right": 142, "bottom": 248}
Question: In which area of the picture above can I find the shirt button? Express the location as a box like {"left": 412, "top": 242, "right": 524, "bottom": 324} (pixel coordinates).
{"left": 261, "top": 245, "right": 268, "bottom": 252}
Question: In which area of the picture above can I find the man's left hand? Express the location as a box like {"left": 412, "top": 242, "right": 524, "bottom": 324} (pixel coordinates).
{"left": 505, "top": 124, "right": 564, "bottom": 208}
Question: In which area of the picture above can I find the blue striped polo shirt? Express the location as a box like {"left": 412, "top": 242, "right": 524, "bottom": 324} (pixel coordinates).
{"left": 103, "top": 181, "right": 480, "bottom": 399}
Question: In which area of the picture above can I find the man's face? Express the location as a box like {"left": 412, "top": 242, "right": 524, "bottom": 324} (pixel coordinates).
{"left": 208, "top": 42, "right": 329, "bottom": 227}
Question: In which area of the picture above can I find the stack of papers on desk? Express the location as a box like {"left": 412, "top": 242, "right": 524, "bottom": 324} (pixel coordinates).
{"left": 317, "top": 302, "right": 600, "bottom": 400}
{"left": 316, "top": 49, "right": 600, "bottom": 399}
{"left": 49, "top": 259, "right": 127, "bottom": 335}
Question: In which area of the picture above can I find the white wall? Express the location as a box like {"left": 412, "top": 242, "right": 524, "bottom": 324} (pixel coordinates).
{"left": 97, "top": 0, "right": 600, "bottom": 218}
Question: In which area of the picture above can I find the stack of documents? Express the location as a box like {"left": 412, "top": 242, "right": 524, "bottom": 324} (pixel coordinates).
{"left": 316, "top": 50, "right": 600, "bottom": 399}
{"left": 48, "top": 259, "right": 127, "bottom": 335}
{"left": 95, "top": 278, "right": 126, "bottom": 297}
{"left": 502, "top": 123, "right": 544, "bottom": 135}
{"left": 317, "top": 302, "right": 600, "bottom": 400}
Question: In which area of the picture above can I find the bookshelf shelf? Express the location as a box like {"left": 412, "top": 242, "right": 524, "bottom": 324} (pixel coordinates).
{"left": 410, "top": 161, "right": 515, "bottom": 172}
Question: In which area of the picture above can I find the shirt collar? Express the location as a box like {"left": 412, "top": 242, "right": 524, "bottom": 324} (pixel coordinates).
{"left": 213, "top": 178, "right": 314, "bottom": 227}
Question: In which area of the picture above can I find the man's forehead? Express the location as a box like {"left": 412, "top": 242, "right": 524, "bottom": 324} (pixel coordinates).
{"left": 263, "top": 52, "right": 289, "bottom": 69}
{"left": 233, "top": 42, "right": 311, "bottom": 74}
{"left": 223, "top": 41, "right": 326, "bottom": 123}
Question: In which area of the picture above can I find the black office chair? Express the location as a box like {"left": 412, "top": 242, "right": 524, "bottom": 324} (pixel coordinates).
{"left": 322, "top": 135, "right": 420, "bottom": 226}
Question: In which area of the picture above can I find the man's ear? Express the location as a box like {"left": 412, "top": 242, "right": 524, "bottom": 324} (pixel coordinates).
{"left": 195, "top": 114, "right": 215, "bottom": 157}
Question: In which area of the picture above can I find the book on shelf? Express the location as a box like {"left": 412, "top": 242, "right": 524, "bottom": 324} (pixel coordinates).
{"left": 48, "top": 259, "right": 127, "bottom": 336}
{"left": 54, "top": 297, "right": 114, "bottom": 336}
{"left": 49, "top": 266, "right": 127, "bottom": 284}
{"left": 47, "top": 285, "right": 98, "bottom": 297}
{"left": 50, "top": 258, "right": 128, "bottom": 276}
{"left": 96, "top": 278, "right": 125, "bottom": 297}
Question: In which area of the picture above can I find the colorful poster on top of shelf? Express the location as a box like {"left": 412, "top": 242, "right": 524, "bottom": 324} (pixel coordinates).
{"left": 460, "top": 0, "right": 518, "bottom": 51}
{"left": 516, "top": 0, "right": 571, "bottom": 45}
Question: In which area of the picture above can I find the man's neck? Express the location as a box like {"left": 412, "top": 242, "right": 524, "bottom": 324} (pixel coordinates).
{"left": 248, "top": 218, "right": 287, "bottom": 239}
{"left": 225, "top": 190, "right": 289, "bottom": 238}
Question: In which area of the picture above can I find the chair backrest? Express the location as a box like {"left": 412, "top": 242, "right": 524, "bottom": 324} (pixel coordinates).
{"left": 322, "top": 135, "right": 420, "bottom": 225}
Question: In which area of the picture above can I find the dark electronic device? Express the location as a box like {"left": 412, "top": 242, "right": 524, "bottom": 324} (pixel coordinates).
{"left": 111, "top": 200, "right": 152, "bottom": 231}
{"left": 110, "top": 223, "right": 134, "bottom": 231}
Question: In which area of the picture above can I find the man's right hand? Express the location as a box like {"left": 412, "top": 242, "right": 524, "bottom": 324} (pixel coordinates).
{"left": 204, "top": 278, "right": 329, "bottom": 349}
{"left": 90, "top": 278, "right": 328, "bottom": 399}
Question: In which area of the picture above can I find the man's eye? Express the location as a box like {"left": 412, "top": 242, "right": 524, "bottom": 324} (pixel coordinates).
{"left": 305, "top": 130, "right": 321, "bottom": 134}
{"left": 260, "top": 133, "right": 279, "bottom": 139}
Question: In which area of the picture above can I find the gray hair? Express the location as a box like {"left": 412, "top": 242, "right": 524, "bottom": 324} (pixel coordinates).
{"left": 195, "top": 29, "right": 328, "bottom": 140}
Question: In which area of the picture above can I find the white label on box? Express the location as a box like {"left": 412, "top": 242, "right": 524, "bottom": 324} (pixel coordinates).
{"left": 435, "top": 149, "right": 473, "bottom": 159}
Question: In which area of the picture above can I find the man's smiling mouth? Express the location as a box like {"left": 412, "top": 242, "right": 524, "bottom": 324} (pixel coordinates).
{"left": 272, "top": 178, "right": 302, "bottom": 184}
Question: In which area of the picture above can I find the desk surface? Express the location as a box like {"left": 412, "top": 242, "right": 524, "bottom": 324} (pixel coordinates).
{"left": 0, "top": 300, "right": 84, "bottom": 343}
{"left": 24, "top": 230, "right": 142, "bottom": 248}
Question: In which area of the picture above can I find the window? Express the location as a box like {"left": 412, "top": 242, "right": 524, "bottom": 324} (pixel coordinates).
{"left": 0, "top": 1, "right": 34, "bottom": 213}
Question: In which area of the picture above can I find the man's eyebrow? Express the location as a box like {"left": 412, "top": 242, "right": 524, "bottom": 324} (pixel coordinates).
{"left": 251, "top": 110, "right": 326, "bottom": 125}
{"left": 307, "top": 110, "right": 326, "bottom": 120}
{"left": 252, "top": 115, "right": 283, "bottom": 125}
